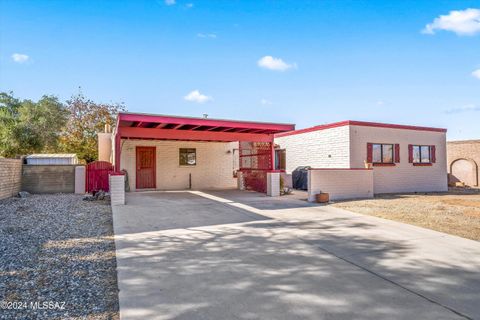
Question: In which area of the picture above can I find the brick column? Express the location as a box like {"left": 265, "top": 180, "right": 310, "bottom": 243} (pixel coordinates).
{"left": 267, "top": 171, "right": 280, "bottom": 197}
{"left": 109, "top": 174, "right": 125, "bottom": 205}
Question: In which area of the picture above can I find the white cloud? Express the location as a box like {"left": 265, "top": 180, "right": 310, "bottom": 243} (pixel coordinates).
{"left": 165, "top": 0, "right": 176, "bottom": 5}
{"left": 260, "top": 99, "right": 272, "bottom": 105}
{"left": 11, "top": 53, "right": 29, "bottom": 63}
{"left": 472, "top": 69, "right": 480, "bottom": 79}
{"left": 184, "top": 90, "right": 212, "bottom": 103}
{"left": 257, "top": 55, "right": 296, "bottom": 71}
{"left": 197, "top": 33, "right": 217, "bottom": 39}
{"left": 445, "top": 104, "right": 480, "bottom": 114}
{"left": 422, "top": 8, "right": 480, "bottom": 36}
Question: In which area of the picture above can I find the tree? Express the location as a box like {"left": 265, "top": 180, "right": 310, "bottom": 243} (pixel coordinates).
{"left": 0, "top": 92, "right": 68, "bottom": 158}
{"left": 60, "top": 92, "right": 126, "bottom": 163}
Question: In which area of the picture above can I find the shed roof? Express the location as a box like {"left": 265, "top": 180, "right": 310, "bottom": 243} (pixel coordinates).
{"left": 26, "top": 154, "right": 78, "bottom": 159}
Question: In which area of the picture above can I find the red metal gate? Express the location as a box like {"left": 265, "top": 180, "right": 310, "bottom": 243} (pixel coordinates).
{"left": 239, "top": 141, "right": 273, "bottom": 193}
{"left": 86, "top": 161, "right": 114, "bottom": 193}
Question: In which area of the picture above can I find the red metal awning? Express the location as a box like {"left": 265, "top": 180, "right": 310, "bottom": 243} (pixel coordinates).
{"left": 114, "top": 112, "right": 295, "bottom": 170}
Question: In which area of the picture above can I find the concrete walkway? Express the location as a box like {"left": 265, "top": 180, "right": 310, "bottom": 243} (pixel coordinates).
{"left": 112, "top": 190, "right": 480, "bottom": 320}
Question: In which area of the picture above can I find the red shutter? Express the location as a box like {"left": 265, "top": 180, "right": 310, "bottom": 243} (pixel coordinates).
{"left": 367, "top": 143, "right": 373, "bottom": 163}
{"left": 408, "top": 144, "right": 413, "bottom": 163}
{"left": 394, "top": 144, "right": 400, "bottom": 163}
{"left": 431, "top": 145, "right": 436, "bottom": 163}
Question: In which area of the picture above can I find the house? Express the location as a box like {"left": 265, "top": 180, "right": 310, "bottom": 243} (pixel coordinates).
{"left": 447, "top": 139, "right": 480, "bottom": 187}
{"left": 101, "top": 112, "right": 448, "bottom": 201}
{"left": 274, "top": 120, "right": 448, "bottom": 198}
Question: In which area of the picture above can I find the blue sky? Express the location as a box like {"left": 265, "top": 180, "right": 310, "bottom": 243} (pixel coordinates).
{"left": 1, "top": 0, "right": 479, "bottom": 140}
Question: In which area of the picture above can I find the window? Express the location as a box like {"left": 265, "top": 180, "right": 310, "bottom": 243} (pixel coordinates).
{"left": 372, "top": 144, "right": 394, "bottom": 163}
{"left": 179, "top": 148, "right": 196, "bottom": 166}
{"left": 275, "top": 149, "right": 286, "bottom": 170}
{"left": 412, "top": 145, "right": 431, "bottom": 163}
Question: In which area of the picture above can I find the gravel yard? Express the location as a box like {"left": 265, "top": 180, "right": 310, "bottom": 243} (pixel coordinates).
{"left": 332, "top": 188, "right": 480, "bottom": 241}
{"left": 0, "top": 194, "right": 119, "bottom": 320}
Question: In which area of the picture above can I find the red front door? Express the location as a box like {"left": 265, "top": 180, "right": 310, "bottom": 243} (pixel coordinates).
{"left": 136, "top": 147, "right": 156, "bottom": 189}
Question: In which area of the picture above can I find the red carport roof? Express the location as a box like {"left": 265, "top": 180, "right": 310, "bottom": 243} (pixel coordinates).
{"left": 116, "top": 112, "right": 295, "bottom": 142}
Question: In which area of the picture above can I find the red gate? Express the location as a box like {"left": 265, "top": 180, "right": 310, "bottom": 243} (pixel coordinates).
{"left": 86, "top": 161, "right": 114, "bottom": 193}
{"left": 239, "top": 141, "right": 273, "bottom": 193}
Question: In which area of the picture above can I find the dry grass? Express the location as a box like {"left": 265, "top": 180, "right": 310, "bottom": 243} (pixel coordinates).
{"left": 332, "top": 188, "right": 480, "bottom": 241}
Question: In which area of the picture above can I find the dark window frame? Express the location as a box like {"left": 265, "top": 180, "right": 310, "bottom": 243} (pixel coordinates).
{"left": 372, "top": 143, "right": 394, "bottom": 164}
{"left": 412, "top": 145, "right": 431, "bottom": 164}
{"left": 275, "top": 149, "right": 286, "bottom": 171}
{"left": 179, "top": 148, "right": 197, "bottom": 166}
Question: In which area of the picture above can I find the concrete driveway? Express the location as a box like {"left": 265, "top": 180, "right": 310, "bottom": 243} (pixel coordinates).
{"left": 113, "top": 190, "right": 480, "bottom": 320}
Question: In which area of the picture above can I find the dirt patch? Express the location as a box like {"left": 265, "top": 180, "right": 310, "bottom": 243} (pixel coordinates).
{"left": 332, "top": 189, "right": 480, "bottom": 241}
{"left": 0, "top": 194, "right": 119, "bottom": 320}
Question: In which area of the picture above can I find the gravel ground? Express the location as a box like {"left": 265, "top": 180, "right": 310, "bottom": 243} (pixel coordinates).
{"left": 332, "top": 188, "right": 480, "bottom": 241}
{"left": 0, "top": 194, "right": 119, "bottom": 319}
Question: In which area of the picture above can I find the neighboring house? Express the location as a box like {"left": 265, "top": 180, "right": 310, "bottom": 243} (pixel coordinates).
{"left": 447, "top": 140, "right": 479, "bottom": 187}
{"left": 274, "top": 121, "right": 448, "bottom": 195}
{"left": 25, "top": 154, "right": 79, "bottom": 165}
{"left": 100, "top": 112, "right": 448, "bottom": 199}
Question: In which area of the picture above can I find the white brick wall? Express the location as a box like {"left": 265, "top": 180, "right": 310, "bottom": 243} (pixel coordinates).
{"left": 308, "top": 169, "right": 374, "bottom": 201}
{"left": 274, "top": 126, "right": 350, "bottom": 173}
{"left": 120, "top": 140, "right": 238, "bottom": 191}
{"left": 349, "top": 125, "right": 448, "bottom": 194}
{"left": 109, "top": 174, "right": 125, "bottom": 205}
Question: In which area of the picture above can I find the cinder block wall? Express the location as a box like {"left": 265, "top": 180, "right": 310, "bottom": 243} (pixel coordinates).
{"left": 22, "top": 165, "right": 76, "bottom": 194}
{"left": 447, "top": 140, "right": 480, "bottom": 186}
{"left": 307, "top": 169, "right": 374, "bottom": 201}
{"left": 274, "top": 126, "right": 351, "bottom": 173}
{"left": 0, "top": 158, "right": 23, "bottom": 200}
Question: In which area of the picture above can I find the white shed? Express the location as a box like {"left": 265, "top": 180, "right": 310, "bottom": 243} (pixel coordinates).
{"left": 25, "top": 154, "right": 79, "bottom": 165}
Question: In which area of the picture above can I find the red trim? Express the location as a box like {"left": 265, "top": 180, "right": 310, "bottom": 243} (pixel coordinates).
{"left": 275, "top": 120, "right": 447, "bottom": 137}
{"left": 373, "top": 163, "right": 396, "bottom": 167}
{"left": 413, "top": 163, "right": 432, "bottom": 166}
{"left": 119, "top": 127, "right": 274, "bottom": 143}
{"left": 431, "top": 145, "right": 436, "bottom": 163}
{"left": 309, "top": 168, "right": 373, "bottom": 170}
{"left": 109, "top": 171, "right": 125, "bottom": 176}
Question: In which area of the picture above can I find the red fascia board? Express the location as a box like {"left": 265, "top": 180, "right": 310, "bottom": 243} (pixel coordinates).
{"left": 119, "top": 126, "right": 274, "bottom": 142}
{"left": 309, "top": 168, "right": 373, "bottom": 170}
{"left": 275, "top": 120, "right": 447, "bottom": 138}
{"left": 118, "top": 112, "right": 295, "bottom": 132}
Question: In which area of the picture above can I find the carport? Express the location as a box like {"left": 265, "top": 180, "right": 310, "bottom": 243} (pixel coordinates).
{"left": 113, "top": 112, "right": 295, "bottom": 193}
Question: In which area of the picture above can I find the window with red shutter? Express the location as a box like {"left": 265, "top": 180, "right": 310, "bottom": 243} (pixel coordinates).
{"left": 408, "top": 144, "right": 413, "bottom": 163}
{"left": 431, "top": 145, "right": 436, "bottom": 163}
{"left": 367, "top": 143, "right": 373, "bottom": 163}
{"left": 394, "top": 144, "right": 400, "bottom": 163}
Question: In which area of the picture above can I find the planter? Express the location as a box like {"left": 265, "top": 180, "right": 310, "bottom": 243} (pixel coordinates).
{"left": 315, "top": 193, "right": 329, "bottom": 203}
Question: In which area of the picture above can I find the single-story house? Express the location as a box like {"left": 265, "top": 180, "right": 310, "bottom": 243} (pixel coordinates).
{"left": 101, "top": 112, "right": 448, "bottom": 201}
{"left": 274, "top": 120, "right": 448, "bottom": 198}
